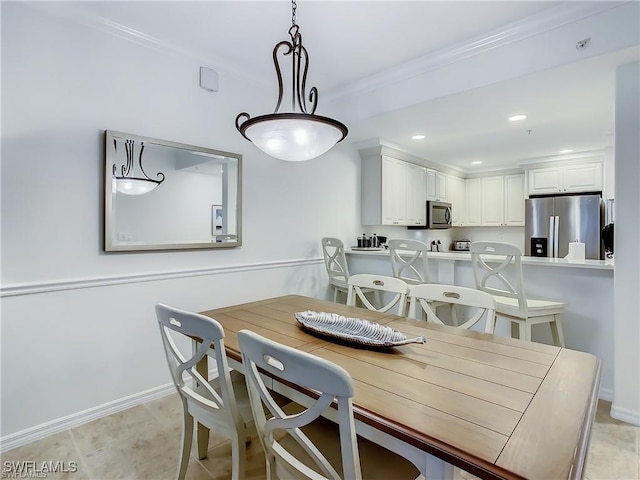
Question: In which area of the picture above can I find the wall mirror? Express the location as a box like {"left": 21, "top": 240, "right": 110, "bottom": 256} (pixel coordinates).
{"left": 104, "top": 130, "right": 242, "bottom": 252}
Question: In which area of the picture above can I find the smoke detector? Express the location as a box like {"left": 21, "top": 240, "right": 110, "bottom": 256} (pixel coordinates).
{"left": 576, "top": 38, "right": 591, "bottom": 51}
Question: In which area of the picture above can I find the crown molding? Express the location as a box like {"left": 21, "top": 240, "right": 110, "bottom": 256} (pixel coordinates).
{"left": 325, "top": 1, "right": 627, "bottom": 103}
{"left": 21, "top": 1, "right": 270, "bottom": 89}
{"left": 23, "top": 1, "right": 626, "bottom": 99}
{"left": 518, "top": 149, "right": 605, "bottom": 169}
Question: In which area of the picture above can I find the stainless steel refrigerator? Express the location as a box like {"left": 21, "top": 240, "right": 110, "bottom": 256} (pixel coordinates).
{"left": 525, "top": 194, "right": 603, "bottom": 259}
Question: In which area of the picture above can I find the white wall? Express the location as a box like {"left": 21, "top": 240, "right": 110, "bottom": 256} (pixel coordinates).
{"left": 2, "top": 1, "right": 639, "bottom": 446}
{"left": 0, "top": 2, "right": 361, "bottom": 442}
{"left": 612, "top": 61, "right": 640, "bottom": 425}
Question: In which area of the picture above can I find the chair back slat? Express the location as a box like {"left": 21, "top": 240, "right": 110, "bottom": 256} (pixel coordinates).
{"left": 238, "top": 330, "right": 362, "bottom": 480}
{"left": 469, "top": 242, "right": 528, "bottom": 317}
{"left": 321, "top": 237, "right": 350, "bottom": 284}
{"left": 388, "top": 239, "right": 431, "bottom": 284}
{"left": 346, "top": 274, "right": 409, "bottom": 315}
{"left": 155, "top": 304, "right": 240, "bottom": 417}
{"left": 408, "top": 284, "right": 497, "bottom": 333}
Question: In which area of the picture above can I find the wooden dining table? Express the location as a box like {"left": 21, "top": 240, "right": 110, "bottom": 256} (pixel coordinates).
{"left": 198, "top": 294, "right": 601, "bottom": 480}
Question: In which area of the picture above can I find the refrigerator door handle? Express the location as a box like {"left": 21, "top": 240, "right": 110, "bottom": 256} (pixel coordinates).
{"left": 548, "top": 216, "right": 555, "bottom": 258}
{"left": 553, "top": 215, "right": 560, "bottom": 258}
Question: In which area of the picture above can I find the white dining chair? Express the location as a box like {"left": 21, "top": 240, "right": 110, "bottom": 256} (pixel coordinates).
{"left": 321, "top": 237, "right": 351, "bottom": 302}
{"left": 346, "top": 273, "right": 409, "bottom": 315}
{"left": 388, "top": 239, "right": 432, "bottom": 284}
{"left": 388, "top": 238, "right": 455, "bottom": 322}
{"left": 469, "top": 241, "right": 566, "bottom": 346}
{"left": 155, "top": 304, "right": 253, "bottom": 480}
{"left": 237, "top": 329, "right": 421, "bottom": 480}
{"left": 407, "top": 284, "right": 497, "bottom": 333}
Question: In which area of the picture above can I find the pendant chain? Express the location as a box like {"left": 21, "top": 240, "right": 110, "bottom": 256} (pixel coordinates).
{"left": 291, "top": 0, "right": 297, "bottom": 27}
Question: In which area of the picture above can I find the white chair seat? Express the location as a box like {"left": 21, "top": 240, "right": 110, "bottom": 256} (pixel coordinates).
{"left": 278, "top": 408, "right": 420, "bottom": 480}
{"left": 492, "top": 295, "right": 566, "bottom": 317}
{"left": 191, "top": 369, "right": 254, "bottom": 432}
{"left": 470, "top": 242, "right": 566, "bottom": 346}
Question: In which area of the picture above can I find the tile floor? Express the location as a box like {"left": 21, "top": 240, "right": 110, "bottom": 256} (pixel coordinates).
{"left": 2, "top": 395, "right": 638, "bottom": 480}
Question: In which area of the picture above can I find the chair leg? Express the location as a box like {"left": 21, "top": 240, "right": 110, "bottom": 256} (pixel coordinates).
{"left": 523, "top": 321, "right": 532, "bottom": 342}
{"left": 177, "top": 407, "right": 193, "bottom": 480}
{"left": 229, "top": 430, "right": 246, "bottom": 480}
{"left": 518, "top": 322, "right": 528, "bottom": 342}
{"left": 549, "top": 314, "right": 566, "bottom": 347}
{"left": 333, "top": 286, "right": 339, "bottom": 303}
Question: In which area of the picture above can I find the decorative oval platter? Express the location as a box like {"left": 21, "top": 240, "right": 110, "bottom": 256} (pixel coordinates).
{"left": 294, "top": 310, "right": 426, "bottom": 348}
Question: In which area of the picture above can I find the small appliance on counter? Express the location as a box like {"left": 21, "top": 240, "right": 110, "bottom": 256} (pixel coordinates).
{"left": 353, "top": 234, "right": 387, "bottom": 250}
{"left": 453, "top": 239, "right": 471, "bottom": 251}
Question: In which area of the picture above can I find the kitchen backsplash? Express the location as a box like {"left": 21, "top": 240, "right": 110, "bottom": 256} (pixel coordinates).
{"left": 358, "top": 226, "right": 524, "bottom": 251}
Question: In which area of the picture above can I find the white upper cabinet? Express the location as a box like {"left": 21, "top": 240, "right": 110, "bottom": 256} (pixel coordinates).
{"left": 380, "top": 157, "right": 407, "bottom": 225}
{"left": 405, "top": 162, "right": 428, "bottom": 225}
{"left": 361, "top": 154, "right": 426, "bottom": 226}
{"left": 426, "top": 169, "right": 448, "bottom": 201}
{"left": 528, "top": 163, "right": 603, "bottom": 195}
{"left": 465, "top": 178, "right": 482, "bottom": 226}
{"left": 504, "top": 174, "right": 525, "bottom": 226}
{"left": 448, "top": 175, "right": 466, "bottom": 226}
{"left": 469, "top": 174, "right": 525, "bottom": 227}
{"left": 481, "top": 176, "right": 505, "bottom": 226}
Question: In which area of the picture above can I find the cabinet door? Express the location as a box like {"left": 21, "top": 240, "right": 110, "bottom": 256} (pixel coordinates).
{"left": 406, "top": 163, "right": 427, "bottom": 225}
{"left": 528, "top": 167, "right": 562, "bottom": 195}
{"left": 563, "top": 164, "right": 603, "bottom": 193}
{"left": 504, "top": 174, "right": 525, "bottom": 225}
{"left": 381, "top": 157, "right": 406, "bottom": 225}
{"left": 437, "top": 172, "right": 448, "bottom": 201}
{"left": 425, "top": 169, "right": 438, "bottom": 201}
{"left": 465, "top": 178, "right": 482, "bottom": 226}
{"left": 481, "top": 176, "right": 504, "bottom": 226}
{"left": 448, "top": 175, "right": 466, "bottom": 226}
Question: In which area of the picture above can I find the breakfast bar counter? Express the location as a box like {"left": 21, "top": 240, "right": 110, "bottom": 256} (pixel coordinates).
{"left": 346, "top": 248, "right": 614, "bottom": 270}
{"left": 345, "top": 248, "right": 614, "bottom": 401}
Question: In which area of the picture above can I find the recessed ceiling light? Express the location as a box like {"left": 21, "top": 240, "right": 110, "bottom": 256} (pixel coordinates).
{"left": 559, "top": 149, "right": 574, "bottom": 154}
{"left": 471, "top": 161, "right": 483, "bottom": 165}
{"left": 411, "top": 134, "right": 426, "bottom": 140}
{"left": 509, "top": 114, "right": 527, "bottom": 122}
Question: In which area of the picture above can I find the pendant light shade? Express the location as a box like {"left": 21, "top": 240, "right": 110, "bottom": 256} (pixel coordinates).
{"left": 115, "top": 177, "right": 161, "bottom": 195}
{"left": 236, "top": 1, "right": 348, "bottom": 161}
{"left": 112, "top": 139, "right": 164, "bottom": 195}
{"left": 237, "top": 113, "right": 347, "bottom": 162}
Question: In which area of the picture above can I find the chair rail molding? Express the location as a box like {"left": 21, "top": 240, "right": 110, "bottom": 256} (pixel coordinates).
{"left": 0, "top": 257, "right": 323, "bottom": 298}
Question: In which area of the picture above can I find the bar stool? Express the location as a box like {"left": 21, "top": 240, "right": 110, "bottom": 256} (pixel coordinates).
{"left": 388, "top": 238, "right": 453, "bottom": 322}
{"left": 321, "top": 237, "right": 380, "bottom": 306}
{"left": 470, "top": 241, "right": 566, "bottom": 346}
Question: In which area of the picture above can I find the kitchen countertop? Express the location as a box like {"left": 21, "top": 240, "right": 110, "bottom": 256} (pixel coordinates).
{"left": 346, "top": 248, "right": 614, "bottom": 270}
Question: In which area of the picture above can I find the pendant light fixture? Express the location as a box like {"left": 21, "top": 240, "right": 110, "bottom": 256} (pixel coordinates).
{"left": 112, "top": 139, "right": 165, "bottom": 195}
{"left": 235, "top": 0, "right": 348, "bottom": 162}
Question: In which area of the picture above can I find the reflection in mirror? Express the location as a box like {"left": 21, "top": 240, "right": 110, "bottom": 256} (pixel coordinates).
{"left": 104, "top": 130, "right": 242, "bottom": 251}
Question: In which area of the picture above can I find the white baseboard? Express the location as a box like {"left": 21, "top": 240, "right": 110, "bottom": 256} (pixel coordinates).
{"left": 0, "top": 367, "right": 219, "bottom": 453}
{"left": 599, "top": 387, "right": 613, "bottom": 402}
{"left": 610, "top": 403, "right": 640, "bottom": 427}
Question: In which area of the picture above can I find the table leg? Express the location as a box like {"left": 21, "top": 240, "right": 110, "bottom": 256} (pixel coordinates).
{"left": 194, "top": 341, "right": 210, "bottom": 460}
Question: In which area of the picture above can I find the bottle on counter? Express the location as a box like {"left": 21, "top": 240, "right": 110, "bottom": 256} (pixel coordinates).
{"left": 357, "top": 233, "right": 366, "bottom": 248}
{"left": 372, "top": 233, "right": 379, "bottom": 248}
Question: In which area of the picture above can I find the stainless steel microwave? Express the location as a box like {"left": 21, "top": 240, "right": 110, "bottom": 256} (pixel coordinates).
{"left": 427, "top": 201, "right": 452, "bottom": 229}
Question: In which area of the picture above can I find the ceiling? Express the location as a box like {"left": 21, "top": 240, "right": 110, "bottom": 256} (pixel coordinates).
{"left": 52, "top": 1, "right": 639, "bottom": 172}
